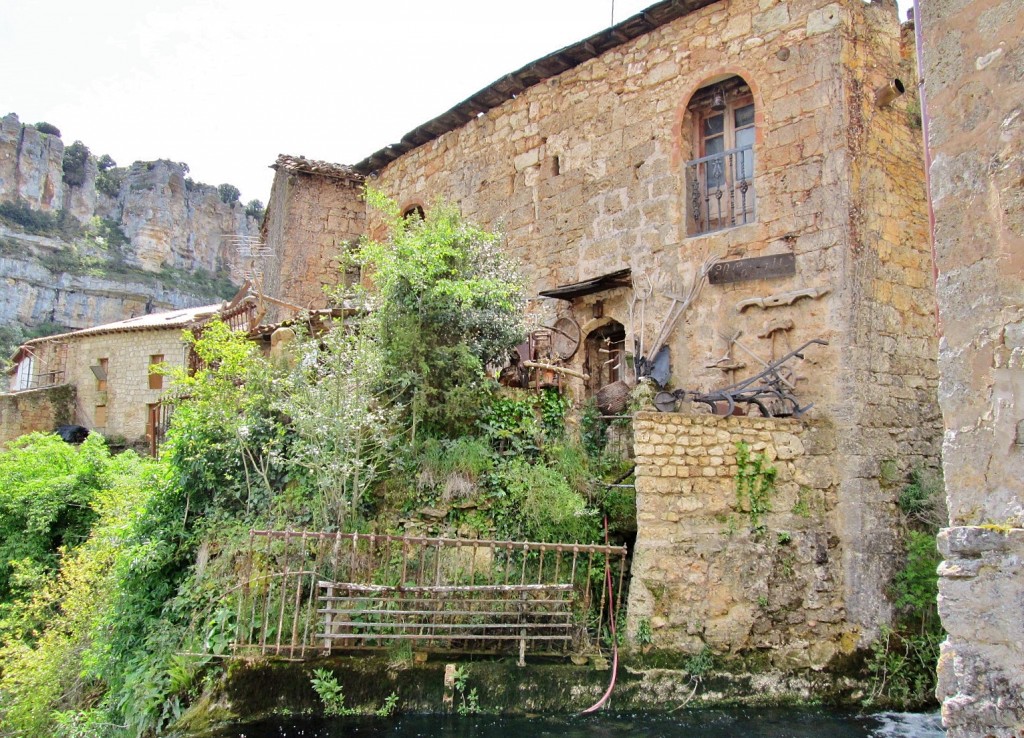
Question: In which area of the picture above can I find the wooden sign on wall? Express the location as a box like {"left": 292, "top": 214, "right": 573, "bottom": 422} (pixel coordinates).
{"left": 708, "top": 253, "right": 796, "bottom": 285}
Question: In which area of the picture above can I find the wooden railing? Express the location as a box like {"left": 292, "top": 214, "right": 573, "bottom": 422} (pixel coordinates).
{"left": 231, "top": 530, "right": 628, "bottom": 660}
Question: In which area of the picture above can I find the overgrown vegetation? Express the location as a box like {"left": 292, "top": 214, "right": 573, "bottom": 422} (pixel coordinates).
{"left": 33, "top": 121, "right": 61, "bottom": 137}
{"left": 217, "top": 183, "right": 240, "bottom": 205}
{"left": 63, "top": 141, "right": 91, "bottom": 187}
{"left": 864, "top": 465, "right": 945, "bottom": 709}
{"left": 0, "top": 198, "right": 77, "bottom": 237}
{"left": 0, "top": 193, "right": 634, "bottom": 735}
{"left": 244, "top": 199, "right": 264, "bottom": 220}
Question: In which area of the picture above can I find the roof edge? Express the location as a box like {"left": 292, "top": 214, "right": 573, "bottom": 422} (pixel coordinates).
{"left": 353, "top": 0, "right": 717, "bottom": 175}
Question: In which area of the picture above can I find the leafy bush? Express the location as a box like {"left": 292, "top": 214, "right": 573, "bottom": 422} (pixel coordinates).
{"left": 0, "top": 435, "right": 160, "bottom": 736}
{"left": 62, "top": 140, "right": 91, "bottom": 187}
{"left": 280, "top": 322, "right": 399, "bottom": 529}
{"left": 96, "top": 165, "right": 124, "bottom": 198}
{"left": 0, "top": 199, "right": 61, "bottom": 234}
{"left": 97, "top": 154, "right": 116, "bottom": 172}
{"left": 865, "top": 468, "right": 945, "bottom": 709}
{"left": 357, "top": 189, "right": 525, "bottom": 440}
{"left": 0, "top": 433, "right": 112, "bottom": 606}
{"left": 310, "top": 668, "right": 354, "bottom": 716}
{"left": 217, "top": 183, "right": 240, "bottom": 204}
{"left": 494, "top": 458, "right": 597, "bottom": 543}
{"left": 33, "top": 121, "right": 61, "bottom": 137}
{"left": 244, "top": 199, "right": 264, "bottom": 220}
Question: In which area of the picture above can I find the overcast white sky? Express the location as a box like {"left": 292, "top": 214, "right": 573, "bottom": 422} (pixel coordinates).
{"left": 2, "top": 0, "right": 914, "bottom": 204}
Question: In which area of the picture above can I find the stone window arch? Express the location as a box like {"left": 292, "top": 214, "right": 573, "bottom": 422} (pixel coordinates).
{"left": 401, "top": 203, "right": 425, "bottom": 220}
{"left": 683, "top": 75, "right": 757, "bottom": 236}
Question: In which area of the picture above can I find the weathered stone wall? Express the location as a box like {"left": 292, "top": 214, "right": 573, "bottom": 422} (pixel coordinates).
{"left": 262, "top": 168, "right": 364, "bottom": 312}
{"left": 264, "top": 0, "right": 943, "bottom": 651}
{"left": 835, "top": 8, "right": 943, "bottom": 634}
{"left": 364, "top": 0, "right": 939, "bottom": 641}
{"left": 628, "top": 412, "right": 850, "bottom": 668}
{"left": 0, "top": 383, "right": 75, "bottom": 447}
{"left": 922, "top": 0, "right": 1024, "bottom": 731}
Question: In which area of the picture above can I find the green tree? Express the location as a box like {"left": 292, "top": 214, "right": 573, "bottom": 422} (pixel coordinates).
{"left": 281, "top": 322, "right": 399, "bottom": 529}
{"left": 163, "top": 320, "right": 285, "bottom": 518}
{"left": 0, "top": 433, "right": 111, "bottom": 606}
{"left": 33, "top": 121, "right": 61, "bottom": 137}
{"left": 244, "top": 199, "right": 264, "bottom": 220}
{"left": 217, "top": 183, "right": 240, "bottom": 204}
{"left": 62, "top": 140, "right": 91, "bottom": 187}
{"left": 356, "top": 189, "right": 525, "bottom": 439}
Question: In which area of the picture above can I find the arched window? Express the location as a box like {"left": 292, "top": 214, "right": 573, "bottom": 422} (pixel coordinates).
{"left": 684, "top": 76, "right": 756, "bottom": 236}
{"left": 402, "top": 204, "right": 425, "bottom": 220}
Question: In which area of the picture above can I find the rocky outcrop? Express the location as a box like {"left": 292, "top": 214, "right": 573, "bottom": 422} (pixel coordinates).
{"left": 110, "top": 160, "right": 249, "bottom": 274}
{"left": 0, "top": 113, "right": 258, "bottom": 334}
{"left": 0, "top": 114, "right": 65, "bottom": 212}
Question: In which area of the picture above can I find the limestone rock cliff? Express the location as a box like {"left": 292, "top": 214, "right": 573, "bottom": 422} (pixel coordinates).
{"left": 0, "top": 115, "right": 65, "bottom": 212}
{"left": 0, "top": 113, "right": 258, "bottom": 339}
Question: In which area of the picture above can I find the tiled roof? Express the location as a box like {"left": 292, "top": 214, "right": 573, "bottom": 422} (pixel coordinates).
{"left": 353, "top": 0, "right": 716, "bottom": 175}
{"left": 272, "top": 154, "right": 362, "bottom": 183}
{"left": 19, "top": 304, "right": 223, "bottom": 347}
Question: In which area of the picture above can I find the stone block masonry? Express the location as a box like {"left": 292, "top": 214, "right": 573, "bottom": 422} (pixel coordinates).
{"left": 922, "top": 0, "right": 1024, "bottom": 729}
{"left": 628, "top": 412, "right": 850, "bottom": 670}
{"left": 0, "top": 384, "right": 75, "bottom": 448}
{"left": 263, "top": 0, "right": 943, "bottom": 661}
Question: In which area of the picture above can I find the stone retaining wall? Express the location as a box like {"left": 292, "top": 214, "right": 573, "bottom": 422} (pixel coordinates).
{"left": 0, "top": 384, "right": 75, "bottom": 447}
{"left": 628, "top": 411, "right": 852, "bottom": 670}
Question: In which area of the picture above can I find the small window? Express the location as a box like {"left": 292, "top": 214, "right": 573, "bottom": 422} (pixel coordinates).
{"left": 95, "top": 358, "right": 109, "bottom": 391}
{"left": 94, "top": 404, "right": 107, "bottom": 427}
{"left": 13, "top": 355, "right": 34, "bottom": 391}
{"left": 149, "top": 354, "right": 164, "bottom": 390}
{"left": 685, "top": 77, "right": 756, "bottom": 235}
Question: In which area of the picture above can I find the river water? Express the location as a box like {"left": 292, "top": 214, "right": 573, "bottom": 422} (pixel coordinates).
{"left": 211, "top": 708, "right": 944, "bottom": 737}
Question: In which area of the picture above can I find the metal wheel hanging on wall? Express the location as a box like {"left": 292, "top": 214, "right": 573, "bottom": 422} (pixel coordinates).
{"left": 546, "top": 316, "right": 581, "bottom": 360}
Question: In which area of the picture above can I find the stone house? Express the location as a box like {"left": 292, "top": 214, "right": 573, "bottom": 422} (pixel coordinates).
{"left": 261, "top": 0, "right": 941, "bottom": 673}
{"left": 2, "top": 302, "right": 242, "bottom": 450}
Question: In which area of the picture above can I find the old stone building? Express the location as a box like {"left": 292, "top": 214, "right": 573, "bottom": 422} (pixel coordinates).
{"left": 921, "top": 0, "right": 1024, "bottom": 732}
{"left": 2, "top": 303, "right": 222, "bottom": 449}
{"left": 263, "top": 0, "right": 941, "bottom": 674}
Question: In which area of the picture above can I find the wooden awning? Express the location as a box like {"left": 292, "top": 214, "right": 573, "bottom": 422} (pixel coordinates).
{"left": 538, "top": 268, "right": 632, "bottom": 300}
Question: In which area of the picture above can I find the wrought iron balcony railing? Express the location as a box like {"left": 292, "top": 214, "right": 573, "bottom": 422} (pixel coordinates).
{"left": 685, "top": 145, "right": 756, "bottom": 235}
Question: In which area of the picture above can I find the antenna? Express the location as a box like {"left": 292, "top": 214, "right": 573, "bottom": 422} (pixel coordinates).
{"left": 611, "top": 0, "right": 616, "bottom": 25}
{"left": 224, "top": 234, "right": 273, "bottom": 283}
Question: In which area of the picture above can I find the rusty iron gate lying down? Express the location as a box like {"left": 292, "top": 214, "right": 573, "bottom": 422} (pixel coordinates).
{"left": 231, "top": 530, "right": 628, "bottom": 661}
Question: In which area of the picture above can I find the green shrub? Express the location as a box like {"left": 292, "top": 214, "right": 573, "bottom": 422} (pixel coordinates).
{"left": 0, "top": 199, "right": 61, "bottom": 235}
{"left": 0, "top": 433, "right": 112, "bottom": 606}
{"left": 217, "top": 183, "right": 240, "bottom": 204}
{"left": 33, "top": 121, "right": 61, "bottom": 137}
{"left": 96, "top": 166, "right": 124, "bottom": 198}
{"left": 62, "top": 140, "right": 90, "bottom": 187}
{"left": 244, "top": 199, "right": 264, "bottom": 220}
{"left": 356, "top": 189, "right": 525, "bottom": 440}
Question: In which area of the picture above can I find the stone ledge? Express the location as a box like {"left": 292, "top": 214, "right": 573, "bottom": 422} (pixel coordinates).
{"left": 937, "top": 526, "right": 1024, "bottom": 558}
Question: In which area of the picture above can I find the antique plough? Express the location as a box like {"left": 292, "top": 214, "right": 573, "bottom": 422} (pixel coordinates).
{"left": 653, "top": 339, "right": 828, "bottom": 417}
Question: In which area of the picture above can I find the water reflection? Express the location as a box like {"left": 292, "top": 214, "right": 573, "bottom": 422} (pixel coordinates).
{"left": 211, "top": 708, "right": 944, "bottom": 738}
